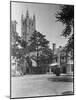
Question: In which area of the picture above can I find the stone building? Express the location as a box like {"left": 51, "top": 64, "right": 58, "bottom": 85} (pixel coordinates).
{"left": 21, "top": 10, "right": 36, "bottom": 42}
{"left": 50, "top": 43, "right": 74, "bottom": 74}
{"left": 10, "top": 20, "right": 18, "bottom": 46}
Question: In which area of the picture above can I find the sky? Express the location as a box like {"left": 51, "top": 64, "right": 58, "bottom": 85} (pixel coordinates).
{"left": 11, "top": 2, "right": 68, "bottom": 49}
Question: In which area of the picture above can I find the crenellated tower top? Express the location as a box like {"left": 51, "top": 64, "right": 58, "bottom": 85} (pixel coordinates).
{"left": 21, "top": 10, "right": 36, "bottom": 42}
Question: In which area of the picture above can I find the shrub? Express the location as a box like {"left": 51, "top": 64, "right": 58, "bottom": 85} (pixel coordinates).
{"left": 55, "top": 67, "right": 60, "bottom": 76}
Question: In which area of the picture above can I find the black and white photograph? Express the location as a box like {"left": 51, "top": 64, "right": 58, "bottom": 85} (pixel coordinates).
{"left": 10, "top": 1, "right": 74, "bottom": 99}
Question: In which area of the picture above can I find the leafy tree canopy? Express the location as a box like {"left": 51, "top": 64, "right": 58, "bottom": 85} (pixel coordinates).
{"left": 29, "top": 30, "right": 49, "bottom": 52}
{"left": 56, "top": 5, "right": 74, "bottom": 51}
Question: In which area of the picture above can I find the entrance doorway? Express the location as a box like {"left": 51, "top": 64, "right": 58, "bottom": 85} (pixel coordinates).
{"left": 62, "top": 66, "right": 66, "bottom": 73}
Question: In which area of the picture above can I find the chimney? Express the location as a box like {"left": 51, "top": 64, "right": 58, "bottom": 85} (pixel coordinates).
{"left": 53, "top": 43, "right": 56, "bottom": 54}
{"left": 59, "top": 46, "right": 62, "bottom": 51}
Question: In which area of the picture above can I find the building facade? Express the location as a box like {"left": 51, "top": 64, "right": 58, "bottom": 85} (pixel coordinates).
{"left": 51, "top": 43, "right": 74, "bottom": 74}
{"left": 10, "top": 20, "right": 19, "bottom": 47}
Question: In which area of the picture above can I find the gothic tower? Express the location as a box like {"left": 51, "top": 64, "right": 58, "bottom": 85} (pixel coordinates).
{"left": 21, "top": 10, "right": 36, "bottom": 42}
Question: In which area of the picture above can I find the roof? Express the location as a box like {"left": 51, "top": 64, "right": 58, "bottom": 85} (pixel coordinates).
{"left": 50, "top": 63, "right": 58, "bottom": 66}
{"left": 31, "top": 58, "right": 37, "bottom": 67}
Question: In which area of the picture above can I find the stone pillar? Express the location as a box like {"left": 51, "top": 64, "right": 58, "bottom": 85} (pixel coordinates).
{"left": 49, "top": 68, "right": 52, "bottom": 73}
{"left": 53, "top": 43, "right": 56, "bottom": 54}
{"left": 67, "top": 56, "right": 72, "bottom": 74}
{"left": 58, "top": 52, "right": 60, "bottom": 68}
{"left": 67, "top": 64, "right": 72, "bottom": 74}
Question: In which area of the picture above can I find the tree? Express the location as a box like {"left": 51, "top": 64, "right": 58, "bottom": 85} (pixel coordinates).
{"left": 11, "top": 32, "right": 27, "bottom": 59}
{"left": 56, "top": 5, "right": 74, "bottom": 52}
{"left": 29, "top": 30, "right": 50, "bottom": 67}
{"left": 11, "top": 30, "right": 28, "bottom": 75}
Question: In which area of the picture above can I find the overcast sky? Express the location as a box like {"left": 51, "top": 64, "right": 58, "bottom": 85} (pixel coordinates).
{"left": 11, "top": 2, "right": 68, "bottom": 49}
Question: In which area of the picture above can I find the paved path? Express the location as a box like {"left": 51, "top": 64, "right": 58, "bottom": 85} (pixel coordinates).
{"left": 11, "top": 74, "right": 73, "bottom": 98}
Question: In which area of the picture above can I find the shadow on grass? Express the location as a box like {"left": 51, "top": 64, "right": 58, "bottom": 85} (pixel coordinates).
{"left": 62, "top": 91, "right": 74, "bottom": 95}
{"left": 48, "top": 76, "right": 73, "bottom": 82}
